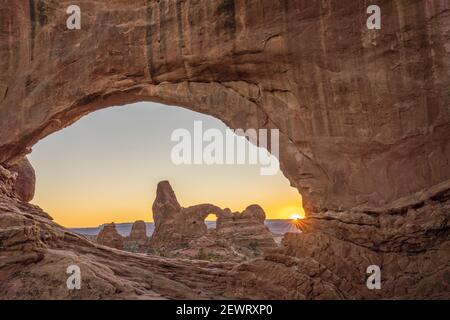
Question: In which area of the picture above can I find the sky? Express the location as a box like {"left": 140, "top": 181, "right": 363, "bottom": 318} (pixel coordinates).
{"left": 28, "top": 102, "right": 304, "bottom": 228}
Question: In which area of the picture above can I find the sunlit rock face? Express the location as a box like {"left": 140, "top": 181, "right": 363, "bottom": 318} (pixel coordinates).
{"left": 0, "top": 1, "right": 449, "bottom": 299}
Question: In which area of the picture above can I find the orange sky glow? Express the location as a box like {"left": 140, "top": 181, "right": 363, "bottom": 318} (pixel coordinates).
{"left": 29, "top": 102, "right": 305, "bottom": 228}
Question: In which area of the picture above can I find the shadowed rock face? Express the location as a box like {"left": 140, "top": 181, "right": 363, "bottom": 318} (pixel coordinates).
{"left": 152, "top": 181, "right": 182, "bottom": 219}
{"left": 7, "top": 157, "right": 35, "bottom": 202}
{"left": 97, "top": 223, "right": 124, "bottom": 250}
{"left": 216, "top": 206, "right": 276, "bottom": 250}
{"left": 0, "top": 0, "right": 449, "bottom": 212}
{"left": 127, "top": 220, "right": 148, "bottom": 244}
{"left": 123, "top": 220, "right": 149, "bottom": 252}
{"left": 92, "top": 182, "right": 276, "bottom": 259}
{"left": 151, "top": 181, "right": 223, "bottom": 248}
{"left": 150, "top": 181, "right": 275, "bottom": 251}
{"left": 227, "top": 191, "right": 450, "bottom": 300}
{"left": 0, "top": 1, "right": 449, "bottom": 299}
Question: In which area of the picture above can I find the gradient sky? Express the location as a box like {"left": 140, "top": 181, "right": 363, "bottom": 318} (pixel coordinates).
{"left": 29, "top": 102, "right": 304, "bottom": 228}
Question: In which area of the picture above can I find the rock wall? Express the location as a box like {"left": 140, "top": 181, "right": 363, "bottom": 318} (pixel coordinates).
{"left": 151, "top": 181, "right": 223, "bottom": 248}
{"left": 0, "top": 1, "right": 449, "bottom": 299}
{"left": 226, "top": 189, "right": 450, "bottom": 299}
{"left": 0, "top": 0, "right": 449, "bottom": 211}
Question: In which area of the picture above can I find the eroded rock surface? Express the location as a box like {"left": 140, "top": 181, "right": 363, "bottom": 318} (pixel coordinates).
{"left": 0, "top": 1, "right": 449, "bottom": 299}
{"left": 216, "top": 205, "right": 276, "bottom": 251}
{"left": 226, "top": 190, "right": 450, "bottom": 300}
{"left": 151, "top": 181, "right": 222, "bottom": 248}
{"left": 124, "top": 220, "right": 149, "bottom": 252}
{"left": 7, "top": 157, "right": 35, "bottom": 202}
{"left": 97, "top": 223, "right": 124, "bottom": 250}
{"left": 0, "top": 163, "right": 449, "bottom": 299}
{"left": 0, "top": 0, "right": 449, "bottom": 211}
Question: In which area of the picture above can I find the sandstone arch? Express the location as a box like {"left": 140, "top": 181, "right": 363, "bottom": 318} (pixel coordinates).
{"left": 150, "top": 181, "right": 276, "bottom": 250}
{"left": 151, "top": 180, "right": 224, "bottom": 248}
{"left": 1, "top": 0, "right": 449, "bottom": 213}
{"left": 0, "top": 0, "right": 449, "bottom": 299}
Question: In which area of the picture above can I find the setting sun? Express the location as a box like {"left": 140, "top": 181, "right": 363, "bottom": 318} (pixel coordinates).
{"left": 289, "top": 213, "right": 304, "bottom": 220}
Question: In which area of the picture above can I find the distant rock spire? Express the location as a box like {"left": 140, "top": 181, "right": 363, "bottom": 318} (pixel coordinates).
{"left": 152, "top": 181, "right": 182, "bottom": 222}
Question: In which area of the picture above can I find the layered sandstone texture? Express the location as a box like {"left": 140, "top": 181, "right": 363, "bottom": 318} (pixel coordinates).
{"left": 0, "top": 0, "right": 449, "bottom": 211}
{"left": 0, "top": 0, "right": 449, "bottom": 299}
{"left": 228, "top": 190, "right": 450, "bottom": 299}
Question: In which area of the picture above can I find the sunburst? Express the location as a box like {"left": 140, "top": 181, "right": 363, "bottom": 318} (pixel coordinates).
{"left": 289, "top": 213, "right": 303, "bottom": 220}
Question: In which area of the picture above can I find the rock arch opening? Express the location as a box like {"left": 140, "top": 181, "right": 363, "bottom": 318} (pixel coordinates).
{"left": 1, "top": 0, "right": 449, "bottom": 299}
{"left": 27, "top": 101, "right": 304, "bottom": 233}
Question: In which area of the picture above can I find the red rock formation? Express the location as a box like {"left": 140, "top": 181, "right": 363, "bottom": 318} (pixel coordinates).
{"left": 151, "top": 181, "right": 222, "bottom": 248}
{"left": 96, "top": 223, "right": 124, "bottom": 250}
{"left": 0, "top": 175, "right": 234, "bottom": 299}
{"left": 150, "top": 181, "right": 276, "bottom": 252}
{"left": 216, "top": 206, "right": 276, "bottom": 251}
{"left": 127, "top": 220, "right": 148, "bottom": 244}
{"left": 0, "top": 1, "right": 449, "bottom": 299}
{"left": 225, "top": 192, "right": 450, "bottom": 300}
{"left": 1, "top": 1, "right": 448, "bottom": 213}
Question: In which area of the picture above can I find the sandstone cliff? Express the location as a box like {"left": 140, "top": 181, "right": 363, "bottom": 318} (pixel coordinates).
{"left": 1, "top": 0, "right": 448, "bottom": 212}
{"left": 0, "top": 0, "right": 449, "bottom": 299}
